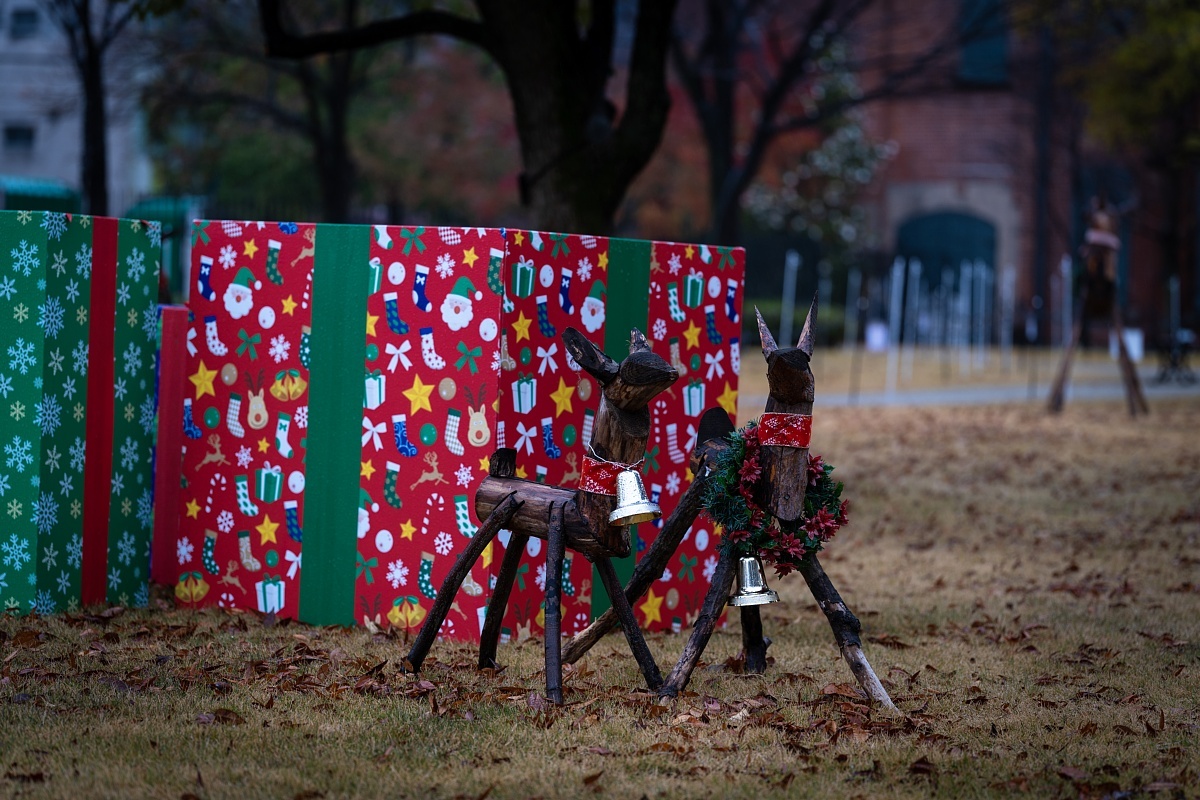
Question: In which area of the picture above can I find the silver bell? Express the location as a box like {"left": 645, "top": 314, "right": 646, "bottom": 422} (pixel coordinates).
{"left": 728, "top": 555, "right": 780, "bottom": 606}
{"left": 608, "top": 469, "right": 661, "bottom": 526}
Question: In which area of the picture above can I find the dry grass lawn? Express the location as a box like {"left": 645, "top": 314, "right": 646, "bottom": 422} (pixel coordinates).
{"left": 3, "top": 397, "right": 1199, "bottom": 799}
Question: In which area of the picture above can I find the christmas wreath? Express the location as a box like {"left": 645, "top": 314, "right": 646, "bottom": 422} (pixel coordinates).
{"left": 702, "top": 420, "right": 849, "bottom": 576}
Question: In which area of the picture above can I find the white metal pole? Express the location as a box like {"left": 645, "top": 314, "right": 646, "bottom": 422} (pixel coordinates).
{"left": 886, "top": 256, "right": 905, "bottom": 397}
{"left": 1000, "top": 264, "right": 1016, "bottom": 371}
{"left": 902, "top": 258, "right": 922, "bottom": 382}
{"left": 1060, "top": 254, "right": 1072, "bottom": 348}
{"left": 780, "top": 250, "right": 801, "bottom": 347}
{"left": 959, "top": 260, "right": 973, "bottom": 376}
{"left": 843, "top": 268, "right": 862, "bottom": 350}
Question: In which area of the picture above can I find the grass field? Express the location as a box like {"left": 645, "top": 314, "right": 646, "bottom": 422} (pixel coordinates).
{"left": 2, "top": 396, "right": 1198, "bottom": 799}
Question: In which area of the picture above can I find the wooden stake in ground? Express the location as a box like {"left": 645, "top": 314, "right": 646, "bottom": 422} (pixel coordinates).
{"left": 1048, "top": 201, "right": 1149, "bottom": 416}
{"left": 406, "top": 326, "right": 675, "bottom": 702}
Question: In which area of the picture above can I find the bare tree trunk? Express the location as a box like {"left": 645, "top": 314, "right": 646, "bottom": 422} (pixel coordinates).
{"left": 81, "top": 45, "right": 109, "bottom": 216}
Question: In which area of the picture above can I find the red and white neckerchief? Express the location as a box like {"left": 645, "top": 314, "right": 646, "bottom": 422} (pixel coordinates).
{"left": 579, "top": 448, "right": 644, "bottom": 496}
{"left": 758, "top": 412, "right": 812, "bottom": 448}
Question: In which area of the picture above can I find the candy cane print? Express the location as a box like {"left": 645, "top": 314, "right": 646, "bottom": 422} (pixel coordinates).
{"left": 204, "top": 474, "right": 228, "bottom": 514}
{"left": 421, "top": 492, "right": 446, "bottom": 536}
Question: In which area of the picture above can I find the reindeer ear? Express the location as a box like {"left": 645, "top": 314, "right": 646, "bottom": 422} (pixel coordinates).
{"left": 797, "top": 292, "right": 817, "bottom": 358}
{"left": 756, "top": 306, "right": 778, "bottom": 358}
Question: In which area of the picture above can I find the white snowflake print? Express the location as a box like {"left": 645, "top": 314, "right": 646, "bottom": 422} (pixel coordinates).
{"left": 434, "top": 531, "right": 453, "bottom": 556}
{"left": 294, "top": 406, "right": 308, "bottom": 428}
{"left": 0, "top": 374, "right": 11, "bottom": 398}
{"left": 435, "top": 253, "right": 456, "bottom": 279}
{"left": 577, "top": 256, "right": 592, "bottom": 281}
{"left": 40, "top": 543, "right": 59, "bottom": 572}
{"left": 134, "top": 582, "right": 149, "bottom": 608}
{"left": 652, "top": 318, "right": 667, "bottom": 341}
{"left": 236, "top": 446, "right": 252, "bottom": 468}
{"left": 32, "top": 491, "right": 57, "bottom": 535}
{"left": 216, "top": 510, "right": 235, "bottom": 533}
{"left": 13, "top": 302, "right": 29, "bottom": 323}
{"left": 69, "top": 437, "right": 85, "bottom": 472}
{"left": 107, "top": 566, "right": 121, "bottom": 591}
{"left": 269, "top": 334, "right": 290, "bottom": 364}
{"left": 51, "top": 251, "right": 68, "bottom": 277}
{"left": 665, "top": 472, "right": 681, "bottom": 495}
{"left": 119, "top": 436, "right": 138, "bottom": 472}
{"left": 57, "top": 473, "right": 72, "bottom": 497}
{"left": 218, "top": 244, "right": 237, "bottom": 269}
{"left": 41, "top": 212, "right": 68, "bottom": 241}
{"left": 111, "top": 472, "right": 124, "bottom": 495}
{"left": 31, "top": 589, "right": 55, "bottom": 615}
{"left": 122, "top": 342, "right": 143, "bottom": 375}
{"left": 535, "top": 563, "right": 547, "bottom": 592}
{"left": 117, "top": 282, "right": 130, "bottom": 305}
{"left": 7, "top": 338, "right": 36, "bottom": 375}
{"left": 126, "top": 247, "right": 146, "bottom": 281}
{"left": 71, "top": 340, "right": 88, "bottom": 375}
{"left": 114, "top": 378, "right": 127, "bottom": 401}
{"left": 65, "top": 279, "right": 80, "bottom": 303}
{"left": 668, "top": 254, "right": 682, "bottom": 274}
{"left": 702, "top": 555, "right": 718, "bottom": 582}
{"left": 67, "top": 534, "right": 82, "bottom": 568}
{"left": 138, "top": 395, "right": 156, "bottom": 435}
{"left": 177, "top": 537, "right": 194, "bottom": 565}
{"left": 141, "top": 306, "right": 158, "bottom": 341}
{"left": 0, "top": 276, "right": 15, "bottom": 300}
{"left": 146, "top": 221, "right": 162, "bottom": 248}
{"left": 35, "top": 393, "right": 62, "bottom": 438}
{"left": 1, "top": 533, "right": 31, "bottom": 569}
{"left": 39, "top": 296, "right": 65, "bottom": 339}
{"left": 10, "top": 240, "right": 39, "bottom": 276}
{"left": 62, "top": 375, "right": 76, "bottom": 400}
{"left": 75, "top": 243, "right": 92, "bottom": 278}
{"left": 386, "top": 558, "right": 409, "bottom": 589}
{"left": 455, "top": 463, "right": 473, "bottom": 487}
{"left": 0, "top": 473, "right": 9, "bottom": 496}
{"left": 47, "top": 348, "right": 64, "bottom": 375}
{"left": 55, "top": 570, "right": 70, "bottom": 595}
{"left": 491, "top": 350, "right": 501, "bottom": 374}
{"left": 136, "top": 489, "right": 153, "bottom": 529}
{"left": 5, "top": 436, "right": 33, "bottom": 473}
{"left": 117, "top": 531, "right": 136, "bottom": 566}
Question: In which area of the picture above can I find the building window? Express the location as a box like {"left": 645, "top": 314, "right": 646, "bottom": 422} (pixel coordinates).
{"left": 10, "top": 7, "right": 41, "bottom": 39}
{"left": 3, "top": 124, "right": 36, "bottom": 156}
{"left": 958, "top": 0, "right": 1008, "bottom": 85}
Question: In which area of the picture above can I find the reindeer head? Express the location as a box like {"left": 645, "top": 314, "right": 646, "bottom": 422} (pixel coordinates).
{"left": 244, "top": 369, "right": 270, "bottom": 430}
{"left": 462, "top": 385, "right": 491, "bottom": 448}
{"left": 757, "top": 294, "right": 816, "bottom": 408}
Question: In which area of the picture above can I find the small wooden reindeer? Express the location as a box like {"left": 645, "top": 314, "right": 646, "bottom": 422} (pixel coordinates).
{"left": 560, "top": 299, "right": 896, "bottom": 709}
{"left": 462, "top": 385, "right": 491, "bottom": 448}
{"left": 406, "top": 327, "right": 677, "bottom": 703}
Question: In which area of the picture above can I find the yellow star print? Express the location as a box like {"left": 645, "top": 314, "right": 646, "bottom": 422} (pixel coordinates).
{"left": 281, "top": 295, "right": 298, "bottom": 316}
{"left": 462, "top": 247, "right": 479, "bottom": 268}
{"left": 189, "top": 361, "right": 217, "bottom": 399}
{"left": 479, "top": 455, "right": 491, "bottom": 472}
{"left": 639, "top": 587, "right": 664, "bottom": 625}
{"left": 256, "top": 515, "right": 280, "bottom": 545}
{"left": 515, "top": 466, "right": 528, "bottom": 480}
{"left": 684, "top": 244, "right": 695, "bottom": 260}
{"left": 402, "top": 374, "right": 434, "bottom": 415}
{"left": 481, "top": 542, "right": 494, "bottom": 570}
{"left": 361, "top": 459, "right": 376, "bottom": 479}
{"left": 185, "top": 499, "right": 201, "bottom": 519}
{"left": 513, "top": 231, "right": 525, "bottom": 246}
{"left": 549, "top": 377, "right": 575, "bottom": 416}
{"left": 716, "top": 381, "right": 738, "bottom": 416}
{"left": 399, "top": 519, "right": 416, "bottom": 540}
{"left": 366, "top": 313, "right": 380, "bottom": 337}
{"left": 257, "top": 437, "right": 271, "bottom": 453}
{"left": 512, "top": 311, "right": 533, "bottom": 342}
{"left": 243, "top": 239, "right": 259, "bottom": 258}
{"left": 681, "top": 320, "right": 702, "bottom": 350}
{"left": 598, "top": 252, "right": 608, "bottom": 269}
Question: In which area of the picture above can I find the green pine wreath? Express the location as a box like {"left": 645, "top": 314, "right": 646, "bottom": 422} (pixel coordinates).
{"left": 702, "top": 420, "right": 849, "bottom": 576}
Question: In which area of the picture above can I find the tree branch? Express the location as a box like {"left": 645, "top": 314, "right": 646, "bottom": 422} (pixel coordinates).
{"left": 257, "top": 0, "right": 496, "bottom": 61}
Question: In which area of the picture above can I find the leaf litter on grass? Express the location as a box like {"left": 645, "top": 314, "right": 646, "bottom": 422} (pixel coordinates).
{"left": 2, "top": 398, "right": 1199, "bottom": 798}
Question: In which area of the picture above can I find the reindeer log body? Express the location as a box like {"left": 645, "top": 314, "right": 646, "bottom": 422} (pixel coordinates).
{"left": 754, "top": 301, "right": 816, "bottom": 522}
{"left": 565, "top": 327, "right": 677, "bottom": 556}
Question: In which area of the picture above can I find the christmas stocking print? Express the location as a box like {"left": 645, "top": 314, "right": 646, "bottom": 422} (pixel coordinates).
{"left": 420, "top": 327, "right": 445, "bottom": 370}
{"left": 665, "top": 422, "right": 685, "bottom": 464}
{"left": 234, "top": 475, "right": 259, "bottom": 517}
{"left": 299, "top": 326, "right": 311, "bottom": 369}
{"left": 204, "top": 315, "right": 227, "bottom": 355}
{"left": 238, "top": 531, "right": 262, "bottom": 571}
{"left": 704, "top": 304, "right": 723, "bottom": 344}
{"left": 384, "top": 292, "right": 409, "bottom": 335}
{"left": 487, "top": 248, "right": 505, "bottom": 296}
{"left": 266, "top": 240, "right": 284, "bottom": 284}
{"left": 666, "top": 283, "right": 686, "bottom": 323}
{"left": 275, "top": 412, "right": 294, "bottom": 458}
{"left": 196, "top": 255, "right": 216, "bottom": 302}
{"left": 202, "top": 529, "right": 220, "bottom": 575}
{"left": 226, "top": 393, "right": 245, "bottom": 438}
{"left": 453, "top": 495, "right": 478, "bottom": 538}
{"left": 413, "top": 265, "right": 433, "bottom": 312}
{"left": 283, "top": 499, "right": 302, "bottom": 543}
{"left": 725, "top": 278, "right": 740, "bottom": 322}
{"left": 535, "top": 295, "right": 556, "bottom": 338}
{"left": 383, "top": 462, "right": 404, "bottom": 508}
{"left": 392, "top": 414, "right": 419, "bottom": 457}
{"left": 559, "top": 268, "right": 574, "bottom": 314}
{"left": 418, "top": 552, "right": 437, "bottom": 599}
{"left": 541, "top": 417, "right": 561, "bottom": 459}
{"left": 444, "top": 408, "right": 464, "bottom": 456}
{"left": 183, "top": 398, "right": 202, "bottom": 439}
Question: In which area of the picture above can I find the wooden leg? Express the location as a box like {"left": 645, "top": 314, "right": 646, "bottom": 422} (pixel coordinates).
{"left": 562, "top": 473, "right": 707, "bottom": 664}
{"left": 593, "top": 556, "right": 663, "bottom": 691}
{"left": 1048, "top": 287, "right": 1087, "bottom": 413}
{"left": 741, "top": 606, "right": 771, "bottom": 673}
{"left": 798, "top": 555, "right": 898, "bottom": 712}
{"left": 407, "top": 494, "right": 521, "bottom": 672}
{"left": 478, "top": 531, "right": 529, "bottom": 670}
{"left": 544, "top": 503, "right": 566, "bottom": 704}
{"left": 659, "top": 548, "right": 737, "bottom": 697}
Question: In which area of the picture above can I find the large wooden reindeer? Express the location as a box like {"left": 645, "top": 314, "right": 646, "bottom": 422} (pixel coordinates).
{"left": 405, "top": 327, "right": 677, "bottom": 703}
{"left": 561, "top": 299, "right": 896, "bottom": 709}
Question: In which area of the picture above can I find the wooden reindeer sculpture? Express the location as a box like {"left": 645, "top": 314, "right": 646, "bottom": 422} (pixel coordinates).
{"left": 560, "top": 299, "right": 896, "bottom": 710}
{"left": 406, "top": 327, "right": 677, "bottom": 703}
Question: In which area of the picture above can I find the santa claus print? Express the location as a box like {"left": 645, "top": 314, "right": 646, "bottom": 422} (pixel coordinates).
{"left": 441, "top": 276, "right": 483, "bottom": 332}
{"left": 224, "top": 266, "right": 261, "bottom": 320}
{"left": 580, "top": 280, "right": 606, "bottom": 334}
